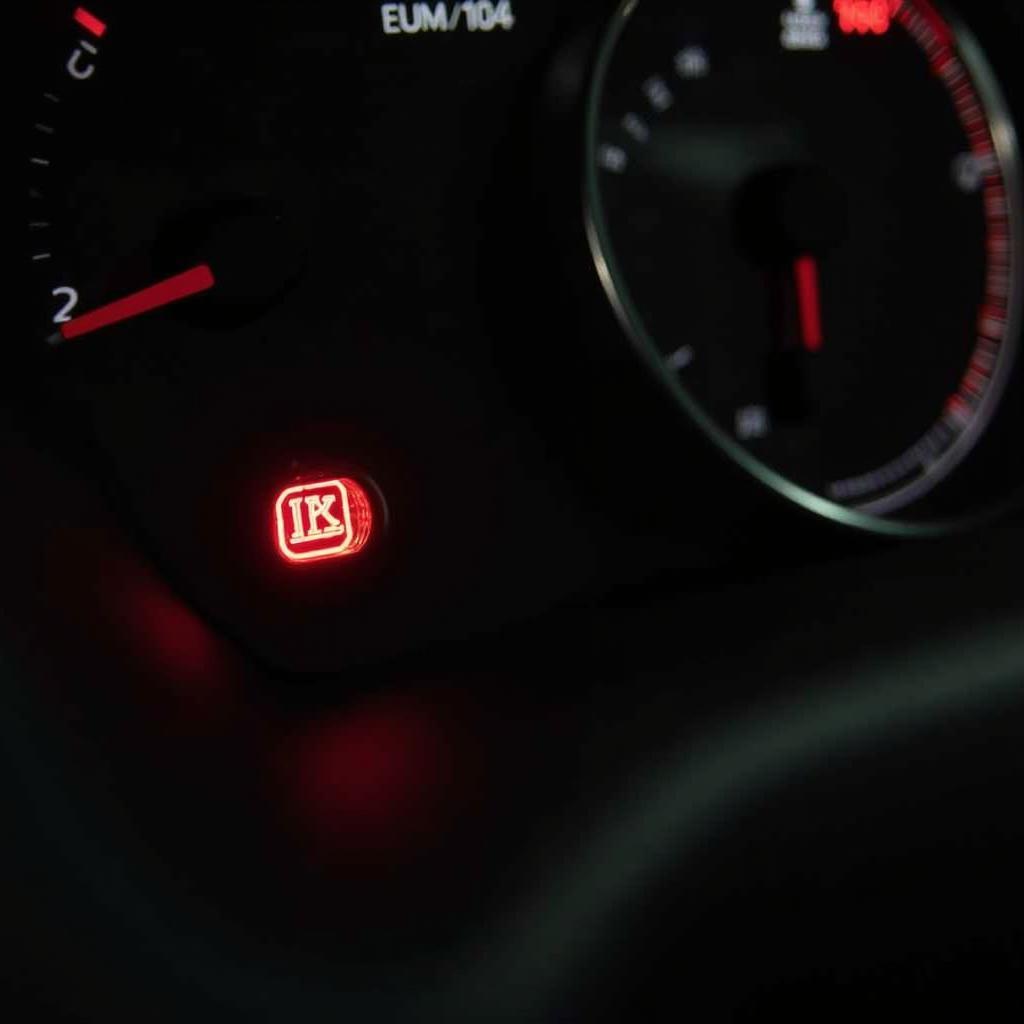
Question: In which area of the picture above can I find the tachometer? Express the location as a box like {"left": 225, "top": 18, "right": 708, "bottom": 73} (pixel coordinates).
{"left": 586, "top": 0, "right": 1022, "bottom": 521}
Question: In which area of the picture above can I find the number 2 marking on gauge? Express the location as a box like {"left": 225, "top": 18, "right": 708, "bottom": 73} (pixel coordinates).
{"left": 51, "top": 287, "right": 79, "bottom": 325}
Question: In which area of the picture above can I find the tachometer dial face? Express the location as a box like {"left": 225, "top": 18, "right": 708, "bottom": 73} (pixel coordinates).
{"left": 586, "top": 0, "right": 1022, "bottom": 520}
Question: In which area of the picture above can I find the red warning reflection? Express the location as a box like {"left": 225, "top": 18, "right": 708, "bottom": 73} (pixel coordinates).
{"left": 273, "top": 693, "right": 480, "bottom": 872}
{"left": 274, "top": 478, "right": 373, "bottom": 563}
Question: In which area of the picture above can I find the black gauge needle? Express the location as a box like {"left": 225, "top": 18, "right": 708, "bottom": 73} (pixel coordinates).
{"left": 794, "top": 255, "right": 824, "bottom": 353}
{"left": 58, "top": 264, "right": 216, "bottom": 342}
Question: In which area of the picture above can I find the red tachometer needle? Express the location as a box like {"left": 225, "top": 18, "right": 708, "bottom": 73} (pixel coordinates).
{"left": 59, "top": 264, "right": 216, "bottom": 342}
{"left": 794, "top": 254, "right": 824, "bottom": 354}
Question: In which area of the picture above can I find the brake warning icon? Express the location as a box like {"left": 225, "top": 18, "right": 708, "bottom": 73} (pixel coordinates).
{"left": 274, "top": 478, "right": 374, "bottom": 563}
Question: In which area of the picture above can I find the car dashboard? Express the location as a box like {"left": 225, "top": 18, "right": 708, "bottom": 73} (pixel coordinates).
{"left": 8, "top": 2, "right": 1024, "bottom": 1020}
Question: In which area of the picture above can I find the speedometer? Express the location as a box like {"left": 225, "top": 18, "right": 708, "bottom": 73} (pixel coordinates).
{"left": 586, "top": 0, "right": 1022, "bottom": 521}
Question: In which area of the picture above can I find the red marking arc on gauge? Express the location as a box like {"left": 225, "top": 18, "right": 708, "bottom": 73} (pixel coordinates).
{"left": 896, "top": 0, "right": 954, "bottom": 50}
{"left": 895, "top": 0, "right": 1014, "bottom": 460}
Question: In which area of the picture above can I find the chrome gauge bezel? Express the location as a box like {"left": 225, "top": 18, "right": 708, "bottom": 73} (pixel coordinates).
{"left": 584, "top": 0, "right": 1024, "bottom": 535}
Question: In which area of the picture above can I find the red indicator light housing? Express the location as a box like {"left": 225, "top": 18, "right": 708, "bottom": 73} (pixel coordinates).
{"left": 834, "top": 0, "right": 898, "bottom": 36}
{"left": 74, "top": 6, "right": 108, "bottom": 38}
{"left": 274, "top": 478, "right": 374, "bottom": 564}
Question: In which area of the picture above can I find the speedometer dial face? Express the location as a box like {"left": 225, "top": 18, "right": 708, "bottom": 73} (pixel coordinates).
{"left": 586, "top": 0, "right": 1022, "bottom": 520}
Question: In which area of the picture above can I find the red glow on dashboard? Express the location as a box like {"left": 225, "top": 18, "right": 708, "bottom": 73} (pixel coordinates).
{"left": 73, "top": 6, "right": 107, "bottom": 38}
{"left": 121, "top": 582, "right": 240, "bottom": 723}
{"left": 834, "top": 0, "right": 898, "bottom": 36}
{"left": 279, "top": 698, "right": 461, "bottom": 864}
{"left": 274, "top": 478, "right": 373, "bottom": 563}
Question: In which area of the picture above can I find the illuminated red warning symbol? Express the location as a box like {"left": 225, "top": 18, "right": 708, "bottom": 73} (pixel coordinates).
{"left": 274, "top": 478, "right": 374, "bottom": 564}
{"left": 834, "top": 0, "right": 898, "bottom": 36}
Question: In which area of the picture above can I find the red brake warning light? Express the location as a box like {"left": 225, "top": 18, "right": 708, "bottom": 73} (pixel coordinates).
{"left": 274, "top": 478, "right": 374, "bottom": 564}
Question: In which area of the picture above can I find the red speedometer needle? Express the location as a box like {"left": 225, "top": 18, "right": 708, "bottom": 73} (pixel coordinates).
{"left": 794, "top": 255, "right": 824, "bottom": 353}
{"left": 60, "top": 264, "right": 216, "bottom": 342}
